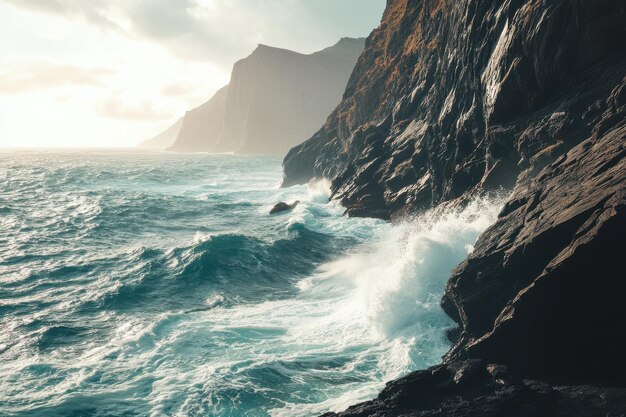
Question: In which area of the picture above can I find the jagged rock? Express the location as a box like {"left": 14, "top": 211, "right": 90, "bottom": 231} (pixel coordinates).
{"left": 269, "top": 201, "right": 299, "bottom": 215}
{"left": 321, "top": 360, "right": 626, "bottom": 417}
{"left": 443, "top": 123, "right": 626, "bottom": 385}
{"left": 282, "top": 0, "right": 626, "bottom": 219}
{"left": 274, "top": 0, "right": 626, "bottom": 415}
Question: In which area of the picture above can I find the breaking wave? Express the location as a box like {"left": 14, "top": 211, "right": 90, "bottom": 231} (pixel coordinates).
{"left": 0, "top": 150, "right": 501, "bottom": 417}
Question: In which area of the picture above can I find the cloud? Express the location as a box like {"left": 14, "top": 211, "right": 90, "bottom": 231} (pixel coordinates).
{"left": 97, "top": 94, "right": 171, "bottom": 121}
{"left": 0, "top": 0, "right": 385, "bottom": 147}
{"left": 161, "top": 82, "right": 196, "bottom": 97}
{"left": 1, "top": 0, "right": 258, "bottom": 65}
{"left": 1, "top": 0, "right": 385, "bottom": 68}
{"left": 0, "top": 60, "right": 114, "bottom": 94}
{"left": 2, "top": 0, "right": 121, "bottom": 30}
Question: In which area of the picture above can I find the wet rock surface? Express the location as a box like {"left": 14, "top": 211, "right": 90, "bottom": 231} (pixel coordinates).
{"left": 443, "top": 124, "right": 626, "bottom": 385}
{"left": 322, "top": 360, "right": 626, "bottom": 417}
{"left": 269, "top": 201, "right": 300, "bottom": 215}
{"left": 280, "top": 0, "right": 626, "bottom": 415}
{"left": 283, "top": 0, "right": 625, "bottom": 220}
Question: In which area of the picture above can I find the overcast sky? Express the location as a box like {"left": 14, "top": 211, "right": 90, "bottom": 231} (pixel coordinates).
{"left": 0, "top": 0, "right": 385, "bottom": 148}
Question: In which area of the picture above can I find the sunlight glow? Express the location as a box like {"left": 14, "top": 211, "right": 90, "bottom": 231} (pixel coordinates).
{"left": 0, "top": 0, "right": 385, "bottom": 148}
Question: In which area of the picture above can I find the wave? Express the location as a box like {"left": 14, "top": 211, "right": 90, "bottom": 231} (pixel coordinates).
{"left": 337, "top": 198, "right": 503, "bottom": 338}
{"left": 203, "top": 198, "right": 503, "bottom": 417}
{"left": 306, "top": 178, "right": 332, "bottom": 204}
{"left": 1, "top": 152, "right": 505, "bottom": 417}
{"left": 265, "top": 198, "right": 504, "bottom": 415}
{"left": 37, "top": 325, "right": 93, "bottom": 352}
{"left": 81, "top": 222, "right": 354, "bottom": 315}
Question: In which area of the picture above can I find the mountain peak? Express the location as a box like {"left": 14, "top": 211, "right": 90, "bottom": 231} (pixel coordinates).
{"left": 166, "top": 37, "right": 365, "bottom": 155}
{"left": 249, "top": 43, "right": 301, "bottom": 58}
{"left": 315, "top": 37, "right": 366, "bottom": 61}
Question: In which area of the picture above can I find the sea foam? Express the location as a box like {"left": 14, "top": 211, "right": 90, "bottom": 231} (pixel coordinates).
{"left": 0, "top": 151, "right": 503, "bottom": 417}
{"left": 270, "top": 198, "right": 503, "bottom": 415}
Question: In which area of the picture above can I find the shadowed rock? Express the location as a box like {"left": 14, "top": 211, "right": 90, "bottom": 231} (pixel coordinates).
{"left": 322, "top": 360, "right": 626, "bottom": 417}
{"left": 275, "top": 0, "right": 626, "bottom": 415}
{"left": 269, "top": 201, "right": 300, "bottom": 215}
{"left": 444, "top": 124, "right": 626, "bottom": 384}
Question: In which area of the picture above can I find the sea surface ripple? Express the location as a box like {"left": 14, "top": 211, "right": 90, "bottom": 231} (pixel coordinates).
{"left": 0, "top": 150, "right": 501, "bottom": 417}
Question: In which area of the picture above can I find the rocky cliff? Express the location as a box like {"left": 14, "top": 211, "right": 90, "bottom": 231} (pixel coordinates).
{"left": 167, "top": 86, "right": 229, "bottom": 152}
{"left": 280, "top": 0, "right": 626, "bottom": 415}
{"left": 166, "top": 38, "right": 365, "bottom": 154}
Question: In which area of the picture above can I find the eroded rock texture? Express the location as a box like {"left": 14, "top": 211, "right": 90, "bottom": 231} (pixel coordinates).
{"left": 322, "top": 360, "right": 626, "bottom": 417}
{"left": 443, "top": 124, "right": 626, "bottom": 385}
{"left": 283, "top": 0, "right": 625, "bottom": 220}
{"left": 284, "top": 0, "right": 626, "bottom": 415}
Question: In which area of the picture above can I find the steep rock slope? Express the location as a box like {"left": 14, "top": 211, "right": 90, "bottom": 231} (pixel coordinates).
{"left": 138, "top": 117, "right": 183, "bottom": 149}
{"left": 167, "top": 38, "right": 365, "bottom": 154}
{"left": 277, "top": 0, "right": 626, "bottom": 415}
{"left": 283, "top": 0, "right": 624, "bottom": 219}
{"left": 167, "top": 86, "right": 229, "bottom": 152}
{"left": 443, "top": 123, "right": 626, "bottom": 385}
{"left": 324, "top": 123, "right": 626, "bottom": 417}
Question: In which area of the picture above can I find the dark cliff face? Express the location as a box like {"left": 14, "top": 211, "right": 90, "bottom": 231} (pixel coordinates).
{"left": 283, "top": 0, "right": 625, "bottom": 219}
{"left": 280, "top": 0, "right": 626, "bottom": 415}
{"left": 167, "top": 38, "right": 365, "bottom": 154}
{"left": 322, "top": 360, "right": 626, "bottom": 417}
{"left": 443, "top": 124, "right": 626, "bottom": 385}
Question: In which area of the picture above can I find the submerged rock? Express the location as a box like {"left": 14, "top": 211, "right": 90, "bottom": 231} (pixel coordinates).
{"left": 269, "top": 201, "right": 300, "bottom": 215}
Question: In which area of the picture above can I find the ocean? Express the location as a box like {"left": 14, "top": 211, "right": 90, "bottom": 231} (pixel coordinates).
{"left": 0, "top": 150, "right": 501, "bottom": 417}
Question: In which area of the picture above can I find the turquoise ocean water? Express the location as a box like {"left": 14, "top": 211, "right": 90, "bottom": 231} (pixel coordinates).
{"left": 0, "top": 150, "right": 500, "bottom": 417}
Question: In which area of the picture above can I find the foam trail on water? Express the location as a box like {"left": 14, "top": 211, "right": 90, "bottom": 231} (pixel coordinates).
{"left": 271, "top": 198, "right": 504, "bottom": 415}
{"left": 1, "top": 151, "right": 505, "bottom": 417}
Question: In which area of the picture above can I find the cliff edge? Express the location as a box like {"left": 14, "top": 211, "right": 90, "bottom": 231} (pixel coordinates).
{"left": 167, "top": 38, "right": 365, "bottom": 154}
{"left": 280, "top": 0, "right": 626, "bottom": 415}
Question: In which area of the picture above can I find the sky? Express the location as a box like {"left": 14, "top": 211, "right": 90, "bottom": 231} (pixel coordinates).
{"left": 0, "top": 0, "right": 385, "bottom": 148}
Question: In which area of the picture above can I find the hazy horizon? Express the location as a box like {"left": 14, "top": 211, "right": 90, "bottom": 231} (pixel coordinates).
{"left": 0, "top": 0, "right": 385, "bottom": 149}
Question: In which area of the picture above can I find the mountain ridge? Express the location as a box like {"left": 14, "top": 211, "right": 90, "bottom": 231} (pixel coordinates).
{"left": 158, "top": 37, "right": 366, "bottom": 155}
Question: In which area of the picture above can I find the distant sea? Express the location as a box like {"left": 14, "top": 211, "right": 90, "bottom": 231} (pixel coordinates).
{"left": 0, "top": 150, "right": 500, "bottom": 417}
